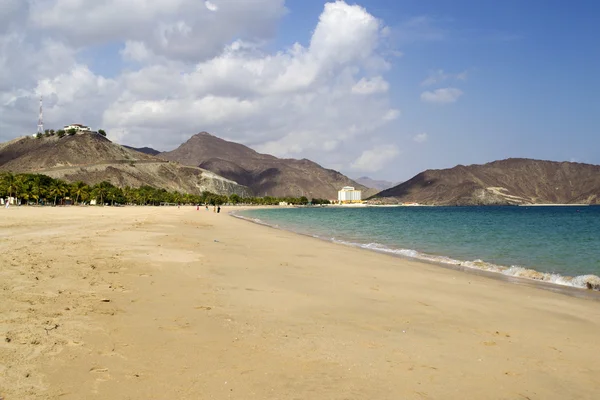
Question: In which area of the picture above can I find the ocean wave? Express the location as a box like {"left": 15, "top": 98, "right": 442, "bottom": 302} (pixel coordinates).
{"left": 230, "top": 212, "right": 270, "bottom": 227}
{"left": 231, "top": 212, "right": 600, "bottom": 291}
{"left": 332, "top": 240, "right": 600, "bottom": 291}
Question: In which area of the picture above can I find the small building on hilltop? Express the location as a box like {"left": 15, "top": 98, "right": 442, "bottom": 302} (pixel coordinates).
{"left": 338, "top": 186, "right": 362, "bottom": 204}
{"left": 64, "top": 123, "right": 91, "bottom": 132}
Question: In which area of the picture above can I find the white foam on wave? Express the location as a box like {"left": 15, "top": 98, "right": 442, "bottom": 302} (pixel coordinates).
{"left": 231, "top": 212, "right": 600, "bottom": 291}
{"left": 230, "top": 212, "right": 270, "bottom": 227}
{"left": 327, "top": 238, "right": 600, "bottom": 291}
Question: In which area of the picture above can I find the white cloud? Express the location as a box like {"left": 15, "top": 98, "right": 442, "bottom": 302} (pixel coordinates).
{"left": 421, "top": 69, "right": 467, "bottom": 86}
{"left": 351, "top": 145, "right": 399, "bottom": 172}
{"left": 120, "top": 41, "right": 154, "bottom": 62}
{"left": 205, "top": 1, "right": 218, "bottom": 12}
{"left": 413, "top": 133, "right": 428, "bottom": 143}
{"left": 1, "top": 0, "right": 400, "bottom": 173}
{"left": 351, "top": 145, "right": 400, "bottom": 172}
{"left": 383, "top": 109, "right": 400, "bottom": 121}
{"left": 420, "top": 87, "right": 463, "bottom": 104}
{"left": 352, "top": 76, "right": 389, "bottom": 94}
{"left": 29, "top": 0, "right": 287, "bottom": 62}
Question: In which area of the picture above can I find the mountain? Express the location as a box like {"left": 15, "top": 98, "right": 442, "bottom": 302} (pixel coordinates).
{"left": 160, "top": 132, "right": 377, "bottom": 198}
{"left": 123, "top": 145, "right": 161, "bottom": 156}
{"left": 355, "top": 176, "right": 397, "bottom": 191}
{"left": 371, "top": 158, "right": 600, "bottom": 205}
{"left": 0, "top": 133, "right": 250, "bottom": 196}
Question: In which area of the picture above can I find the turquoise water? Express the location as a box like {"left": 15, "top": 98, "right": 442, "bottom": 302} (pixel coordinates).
{"left": 237, "top": 206, "right": 600, "bottom": 290}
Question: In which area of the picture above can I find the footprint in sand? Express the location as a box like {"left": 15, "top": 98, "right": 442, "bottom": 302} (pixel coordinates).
{"left": 89, "top": 367, "right": 112, "bottom": 393}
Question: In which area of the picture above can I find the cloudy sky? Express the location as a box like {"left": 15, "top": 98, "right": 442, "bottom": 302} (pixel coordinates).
{"left": 1, "top": 0, "right": 598, "bottom": 181}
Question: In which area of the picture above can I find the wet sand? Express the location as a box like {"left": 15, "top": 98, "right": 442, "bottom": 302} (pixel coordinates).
{"left": 1, "top": 206, "right": 599, "bottom": 399}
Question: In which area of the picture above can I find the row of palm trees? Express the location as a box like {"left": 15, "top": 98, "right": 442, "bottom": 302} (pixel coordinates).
{"left": 0, "top": 172, "right": 332, "bottom": 206}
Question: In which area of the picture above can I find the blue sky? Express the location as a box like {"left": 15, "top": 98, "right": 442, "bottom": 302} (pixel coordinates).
{"left": 1, "top": 0, "right": 598, "bottom": 182}
{"left": 280, "top": 0, "right": 600, "bottom": 178}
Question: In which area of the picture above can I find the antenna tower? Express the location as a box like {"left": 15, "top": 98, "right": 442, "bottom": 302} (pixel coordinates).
{"left": 37, "top": 96, "right": 44, "bottom": 135}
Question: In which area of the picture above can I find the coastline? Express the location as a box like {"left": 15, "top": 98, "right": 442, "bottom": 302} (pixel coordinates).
{"left": 2, "top": 206, "right": 600, "bottom": 399}
{"left": 231, "top": 208, "right": 600, "bottom": 297}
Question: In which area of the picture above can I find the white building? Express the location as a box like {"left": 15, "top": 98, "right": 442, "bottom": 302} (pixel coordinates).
{"left": 64, "top": 123, "right": 91, "bottom": 132}
{"left": 338, "top": 186, "right": 362, "bottom": 203}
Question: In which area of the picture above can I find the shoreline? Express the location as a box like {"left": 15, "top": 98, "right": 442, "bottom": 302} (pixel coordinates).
{"left": 230, "top": 209, "right": 600, "bottom": 298}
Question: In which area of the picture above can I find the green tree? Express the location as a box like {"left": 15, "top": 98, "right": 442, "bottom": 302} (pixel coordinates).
{"left": 122, "top": 186, "right": 136, "bottom": 205}
{"left": 106, "top": 186, "right": 125, "bottom": 206}
{"left": 48, "top": 181, "right": 68, "bottom": 205}
{"left": 56, "top": 130, "right": 66, "bottom": 138}
{"left": 229, "top": 194, "right": 241, "bottom": 204}
{"left": 98, "top": 129, "right": 106, "bottom": 137}
{"left": 36, "top": 132, "right": 42, "bottom": 139}
{"left": 31, "top": 174, "right": 46, "bottom": 205}
{"left": 0, "top": 172, "right": 19, "bottom": 203}
{"left": 17, "top": 175, "right": 34, "bottom": 205}
{"left": 91, "top": 181, "right": 115, "bottom": 205}
{"left": 67, "top": 128, "right": 77, "bottom": 136}
{"left": 70, "top": 181, "right": 89, "bottom": 205}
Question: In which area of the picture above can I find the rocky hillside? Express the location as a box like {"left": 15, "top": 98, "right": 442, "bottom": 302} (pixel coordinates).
{"left": 0, "top": 134, "right": 250, "bottom": 196}
{"left": 160, "top": 132, "right": 377, "bottom": 198}
{"left": 371, "top": 158, "right": 600, "bottom": 205}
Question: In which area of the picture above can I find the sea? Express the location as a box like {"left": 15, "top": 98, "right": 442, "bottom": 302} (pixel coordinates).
{"left": 235, "top": 206, "right": 600, "bottom": 291}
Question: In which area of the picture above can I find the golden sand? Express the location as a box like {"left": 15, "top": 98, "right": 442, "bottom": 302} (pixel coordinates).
{"left": 1, "top": 206, "right": 599, "bottom": 399}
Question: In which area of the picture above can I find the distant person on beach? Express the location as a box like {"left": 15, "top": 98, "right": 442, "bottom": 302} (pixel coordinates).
{"left": 213, "top": 206, "right": 216, "bottom": 213}
{"left": 217, "top": 206, "right": 221, "bottom": 213}
{"left": 196, "top": 205, "right": 199, "bottom": 211}
{"left": 206, "top": 205, "right": 209, "bottom": 211}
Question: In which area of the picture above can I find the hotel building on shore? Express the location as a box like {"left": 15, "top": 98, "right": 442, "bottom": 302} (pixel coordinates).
{"left": 338, "top": 186, "right": 362, "bottom": 204}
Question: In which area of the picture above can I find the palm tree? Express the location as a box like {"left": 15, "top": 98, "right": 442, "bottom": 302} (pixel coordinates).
{"left": 91, "top": 182, "right": 111, "bottom": 206}
{"left": 31, "top": 175, "right": 45, "bottom": 205}
{"left": 107, "top": 187, "right": 121, "bottom": 206}
{"left": 48, "top": 181, "right": 68, "bottom": 206}
{"left": 0, "top": 172, "right": 21, "bottom": 205}
{"left": 172, "top": 191, "right": 183, "bottom": 206}
{"left": 122, "top": 186, "right": 136, "bottom": 205}
{"left": 70, "top": 181, "right": 89, "bottom": 205}
{"left": 18, "top": 177, "right": 34, "bottom": 205}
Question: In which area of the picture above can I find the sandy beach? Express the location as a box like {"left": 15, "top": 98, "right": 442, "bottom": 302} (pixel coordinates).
{"left": 1, "top": 206, "right": 599, "bottom": 400}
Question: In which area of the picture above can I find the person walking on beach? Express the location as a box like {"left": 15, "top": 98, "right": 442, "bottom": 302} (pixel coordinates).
{"left": 213, "top": 205, "right": 216, "bottom": 213}
{"left": 217, "top": 206, "right": 221, "bottom": 214}
{"left": 196, "top": 204, "right": 199, "bottom": 211}
{"left": 206, "top": 205, "right": 209, "bottom": 211}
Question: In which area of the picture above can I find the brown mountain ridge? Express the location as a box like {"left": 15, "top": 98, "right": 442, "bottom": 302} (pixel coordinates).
{"left": 372, "top": 158, "right": 600, "bottom": 205}
{"left": 160, "top": 132, "right": 378, "bottom": 199}
{"left": 0, "top": 133, "right": 250, "bottom": 196}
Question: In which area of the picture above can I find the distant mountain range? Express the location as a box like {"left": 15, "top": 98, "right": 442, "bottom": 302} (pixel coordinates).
{"left": 371, "top": 158, "right": 600, "bottom": 205}
{"left": 354, "top": 176, "right": 398, "bottom": 191}
{"left": 0, "top": 134, "right": 249, "bottom": 196}
{"left": 123, "top": 145, "right": 160, "bottom": 156}
{"left": 159, "top": 132, "right": 377, "bottom": 199}
{"left": 4, "top": 133, "right": 597, "bottom": 205}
